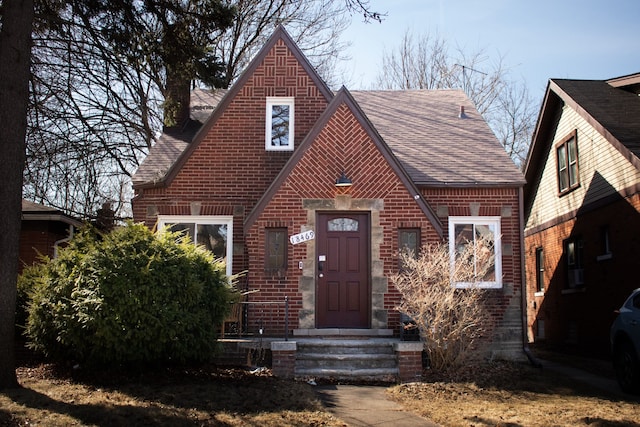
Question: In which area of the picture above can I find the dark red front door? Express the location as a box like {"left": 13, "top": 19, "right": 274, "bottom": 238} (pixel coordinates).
{"left": 316, "top": 212, "right": 370, "bottom": 328}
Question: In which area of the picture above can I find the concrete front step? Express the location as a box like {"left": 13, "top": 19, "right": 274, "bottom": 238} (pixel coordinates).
{"left": 297, "top": 352, "right": 397, "bottom": 370}
{"left": 294, "top": 338, "right": 401, "bottom": 381}
{"left": 296, "top": 339, "right": 397, "bottom": 354}
{"left": 296, "top": 367, "right": 399, "bottom": 382}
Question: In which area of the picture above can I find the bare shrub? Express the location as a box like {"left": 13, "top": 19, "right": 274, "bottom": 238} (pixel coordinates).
{"left": 392, "top": 236, "right": 495, "bottom": 373}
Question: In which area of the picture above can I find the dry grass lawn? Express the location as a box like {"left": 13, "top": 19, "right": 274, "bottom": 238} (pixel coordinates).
{"left": 1, "top": 355, "right": 639, "bottom": 426}
{"left": 389, "top": 360, "right": 640, "bottom": 427}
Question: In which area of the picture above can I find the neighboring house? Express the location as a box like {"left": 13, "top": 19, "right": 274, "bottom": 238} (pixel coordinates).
{"left": 132, "top": 26, "right": 526, "bottom": 361}
{"left": 20, "top": 199, "right": 82, "bottom": 272}
{"left": 524, "top": 73, "right": 640, "bottom": 357}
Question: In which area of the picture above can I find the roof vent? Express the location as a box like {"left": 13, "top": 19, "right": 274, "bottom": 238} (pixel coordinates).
{"left": 458, "top": 105, "right": 467, "bottom": 118}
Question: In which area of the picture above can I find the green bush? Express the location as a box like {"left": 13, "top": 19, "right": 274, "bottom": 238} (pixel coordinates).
{"left": 24, "top": 222, "right": 237, "bottom": 367}
{"left": 16, "top": 259, "right": 50, "bottom": 339}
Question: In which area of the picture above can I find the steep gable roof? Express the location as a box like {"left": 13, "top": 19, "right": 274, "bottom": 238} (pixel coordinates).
{"left": 524, "top": 75, "right": 640, "bottom": 201}
{"left": 132, "top": 89, "right": 227, "bottom": 186}
{"left": 245, "top": 87, "right": 443, "bottom": 237}
{"left": 352, "top": 90, "right": 524, "bottom": 187}
{"left": 132, "top": 25, "right": 333, "bottom": 189}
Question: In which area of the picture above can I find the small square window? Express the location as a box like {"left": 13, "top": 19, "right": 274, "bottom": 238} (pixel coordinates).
{"left": 266, "top": 97, "right": 294, "bottom": 151}
{"left": 556, "top": 130, "right": 579, "bottom": 194}
{"left": 265, "top": 228, "right": 287, "bottom": 270}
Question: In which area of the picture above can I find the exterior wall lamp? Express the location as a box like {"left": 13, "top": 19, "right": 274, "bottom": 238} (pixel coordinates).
{"left": 335, "top": 171, "right": 352, "bottom": 187}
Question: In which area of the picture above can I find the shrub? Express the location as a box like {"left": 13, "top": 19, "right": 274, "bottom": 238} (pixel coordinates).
{"left": 392, "top": 237, "right": 493, "bottom": 373}
{"left": 24, "top": 222, "right": 237, "bottom": 367}
{"left": 16, "top": 259, "right": 50, "bottom": 339}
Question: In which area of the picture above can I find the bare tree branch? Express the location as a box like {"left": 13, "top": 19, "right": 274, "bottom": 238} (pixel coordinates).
{"left": 374, "top": 28, "right": 535, "bottom": 165}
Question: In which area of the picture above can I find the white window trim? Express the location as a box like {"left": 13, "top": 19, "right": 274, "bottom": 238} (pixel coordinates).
{"left": 448, "top": 216, "right": 502, "bottom": 289}
{"left": 157, "top": 215, "right": 233, "bottom": 277}
{"left": 265, "top": 97, "right": 294, "bottom": 151}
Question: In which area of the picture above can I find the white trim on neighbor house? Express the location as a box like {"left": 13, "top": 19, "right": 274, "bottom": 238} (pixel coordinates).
{"left": 157, "top": 215, "right": 233, "bottom": 276}
{"left": 448, "top": 216, "right": 503, "bottom": 289}
{"left": 265, "top": 97, "right": 295, "bottom": 151}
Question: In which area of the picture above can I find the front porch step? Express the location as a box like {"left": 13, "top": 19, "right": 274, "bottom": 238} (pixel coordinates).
{"left": 294, "top": 338, "right": 400, "bottom": 382}
{"left": 295, "top": 367, "right": 399, "bottom": 382}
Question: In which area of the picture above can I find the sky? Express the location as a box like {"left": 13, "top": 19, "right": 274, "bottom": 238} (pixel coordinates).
{"left": 340, "top": 0, "right": 640, "bottom": 103}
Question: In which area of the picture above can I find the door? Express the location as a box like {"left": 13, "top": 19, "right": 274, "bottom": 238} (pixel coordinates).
{"left": 316, "top": 212, "right": 370, "bottom": 328}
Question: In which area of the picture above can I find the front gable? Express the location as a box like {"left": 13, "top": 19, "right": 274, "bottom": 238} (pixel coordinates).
{"left": 524, "top": 79, "right": 640, "bottom": 231}
{"left": 246, "top": 87, "right": 442, "bottom": 236}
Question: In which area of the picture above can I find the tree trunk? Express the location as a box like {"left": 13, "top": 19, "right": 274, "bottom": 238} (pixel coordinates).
{"left": 0, "top": 0, "right": 34, "bottom": 389}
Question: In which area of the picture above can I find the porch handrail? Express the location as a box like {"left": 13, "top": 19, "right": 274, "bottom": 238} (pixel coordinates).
{"left": 232, "top": 296, "right": 289, "bottom": 340}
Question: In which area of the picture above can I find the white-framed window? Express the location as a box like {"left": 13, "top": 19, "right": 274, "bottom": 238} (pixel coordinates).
{"left": 157, "top": 215, "right": 233, "bottom": 277}
{"left": 265, "top": 97, "right": 294, "bottom": 151}
{"left": 448, "top": 216, "right": 502, "bottom": 289}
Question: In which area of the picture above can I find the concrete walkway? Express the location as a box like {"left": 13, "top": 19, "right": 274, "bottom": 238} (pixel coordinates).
{"left": 315, "top": 384, "right": 439, "bottom": 427}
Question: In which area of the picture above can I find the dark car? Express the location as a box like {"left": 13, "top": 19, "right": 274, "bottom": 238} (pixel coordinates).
{"left": 610, "top": 288, "right": 640, "bottom": 394}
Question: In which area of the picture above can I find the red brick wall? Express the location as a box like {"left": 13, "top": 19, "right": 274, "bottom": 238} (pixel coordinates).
{"left": 422, "top": 187, "right": 524, "bottom": 354}
{"left": 132, "top": 38, "right": 330, "bottom": 276}
{"left": 245, "top": 103, "right": 442, "bottom": 334}
{"left": 525, "top": 192, "right": 640, "bottom": 356}
{"left": 132, "top": 35, "right": 524, "bottom": 354}
{"left": 19, "top": 221, "right": 69, "bottom": 272}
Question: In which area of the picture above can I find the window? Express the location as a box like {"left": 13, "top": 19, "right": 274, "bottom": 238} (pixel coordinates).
{"left": 556, "top": 130, "right": 579, "bottom": 193}
{"left": 265, "top": 228, "right": 287, "bottom": 270}
{"left": 327, "top": 217, "right": 359, "bottom": 232}
{"left": 157, "top": 215, "right": 233, "bottom": 276}
{"left": 398, "top": 228, "right": 420, "bottom": 270}
{"left": 535, "top": 247, "right": 545, "bottom": 293}
{"left": 265, "top": 97, "right": 294, "bottom": 151}
{"left": 448, "top": 216, "right": 502, "bottom": 288}
{"left": 597, "top": 225, "right": 612, "bottom": 261}
{"left": 564, "top": 237, "right": 584, "bottom": 289}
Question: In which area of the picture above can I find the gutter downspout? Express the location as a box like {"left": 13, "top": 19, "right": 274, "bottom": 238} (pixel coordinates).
{"left": 53, "top": 224, "right": 75, "bottom": 258}
{"left": 519, "top": 187, "right": 542, "bottom": 368}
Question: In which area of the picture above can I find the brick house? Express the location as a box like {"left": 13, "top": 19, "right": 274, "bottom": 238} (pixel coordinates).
{"left": 132, "top": 26, "right": 526, "bottom": 364}
{"left": 20, "top": 199, "right": 82, "bottom": 273}
{"left": 523, "top": 73, "right": 640, "bottom": 357}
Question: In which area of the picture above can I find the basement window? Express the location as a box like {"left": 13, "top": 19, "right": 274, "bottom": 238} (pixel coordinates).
{"left": 266, "top": 97, "right": 294, "bottom": 151}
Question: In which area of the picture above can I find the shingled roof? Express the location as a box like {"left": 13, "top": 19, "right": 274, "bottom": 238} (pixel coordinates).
{"left": 552, "top": 78, "right": 640, "bottom": 160}
{"left": 133, "top": 87, "right": 523, "bottom": 188}
{"left": 524, "top": 74, "right": 640, "bottom": 198}
{"left": 351, "top": 90, "right": 524, "bottom": 187}
{"left": 132, "top": 89, "right": 227, "bottom": 186}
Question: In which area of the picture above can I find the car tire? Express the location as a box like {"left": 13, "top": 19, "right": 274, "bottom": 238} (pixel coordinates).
{"left": 613, "top": 339, "right": 640, "bottom": 394}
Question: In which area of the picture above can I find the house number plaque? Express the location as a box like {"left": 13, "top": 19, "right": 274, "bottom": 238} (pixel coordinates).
{"left": 289, "top": 230, "right": 315, "bottom": 245}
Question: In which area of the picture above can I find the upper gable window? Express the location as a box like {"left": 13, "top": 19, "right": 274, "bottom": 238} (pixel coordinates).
{"left": 556, "top": 130, "right": 579, "bottom": 194}
{"left": 266, "top": 97, "right": 294, "bottom": 151}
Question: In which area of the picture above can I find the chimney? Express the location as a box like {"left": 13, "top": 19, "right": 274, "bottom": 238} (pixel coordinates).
{"left": 163, "top": 72, "right": 191, "bottom": 131}
{"left": 458, "top": 105, "right": 467, "bottom": 119}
